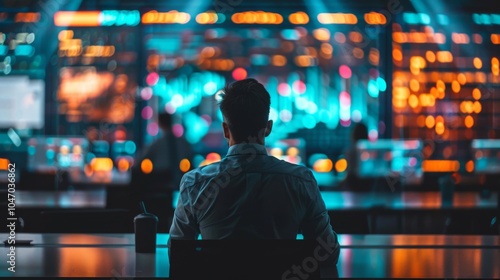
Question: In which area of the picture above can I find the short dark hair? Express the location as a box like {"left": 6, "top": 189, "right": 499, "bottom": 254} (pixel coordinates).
{"left": 218, "top": 78, "right": 271, "bottom": 143}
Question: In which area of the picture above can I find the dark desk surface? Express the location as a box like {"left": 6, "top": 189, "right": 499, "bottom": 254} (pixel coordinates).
{"left": 1, "top": 233, "right": 499, "bottom": 278}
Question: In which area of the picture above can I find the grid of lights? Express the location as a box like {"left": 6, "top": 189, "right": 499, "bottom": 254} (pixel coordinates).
{"left": 392, "top": 12, "right": 500, "bottom": 170}
{"left": 50, "top": 10, "right": 396, "bottom": 26}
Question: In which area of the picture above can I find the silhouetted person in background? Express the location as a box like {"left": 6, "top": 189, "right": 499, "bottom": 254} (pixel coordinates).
{"left": 168, "top": 78, "right": 340, "bottom": 268}
{"left": 131, "top": 112, "right": 194, "bottom": 231}
{"left": 134, "top": 112, "right": 194, "bottom": 189}
{"left": 341, "top": 122, "right": 371, "bottom": 191}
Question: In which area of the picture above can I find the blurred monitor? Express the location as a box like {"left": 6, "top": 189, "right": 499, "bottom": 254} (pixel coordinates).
{"left": 266, "top": 138, "right": 306, "bottom": 165}
{"left": 27, "top": 137, "right": 88, "bottom": 172}
{"left": 57, "top": 67, "right": 135, "bottom": 123}
{"left": 0, "top": 76, "right": 44, "bottom": 129}
{"left": 91, "top": 140, "right": 110, "bottom": 157}
{"left": 356, "top": 139, "right": 423, "bottom": 184}
{"left": 111, "top": 140, "right": 136, "bottom": 159}
{"left": 471, "top": 139, "right": 500, "bottom": 174}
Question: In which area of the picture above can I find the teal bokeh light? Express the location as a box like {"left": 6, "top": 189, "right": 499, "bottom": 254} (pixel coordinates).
{"left": 368, "top": 80, "right": 379, "bottom": 98}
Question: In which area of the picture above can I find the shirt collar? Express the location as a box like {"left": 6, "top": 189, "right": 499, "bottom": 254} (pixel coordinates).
{"left": 226, "top": 143, "right": 268, "bottom": 157}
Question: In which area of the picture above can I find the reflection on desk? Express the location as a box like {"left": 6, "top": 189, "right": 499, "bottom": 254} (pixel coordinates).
{"left": 0, "top": 233, "right": 498, "bottom": 278}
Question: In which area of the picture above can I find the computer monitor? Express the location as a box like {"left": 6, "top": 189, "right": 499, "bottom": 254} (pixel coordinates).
{"left": 0, "top": 76, "right": 44, "bottom": 129}
{"left": 471, "top": 139, "right": 500, "bottom": 174}
{"left": 356, "top": 139, "right": 423, "bottom": 184}
{"left": 266, "top": 138, "right": 306, "bottom": 165}
{"left": 27, "top": 137, "right": 88, "bottom": 172}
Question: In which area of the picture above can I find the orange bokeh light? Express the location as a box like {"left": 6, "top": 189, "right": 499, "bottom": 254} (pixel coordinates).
{"left": 141, "top": 159, "right": 153, "bottom": 174}
{"left": 334, "top": 158, "right": 348, "bottom": 173}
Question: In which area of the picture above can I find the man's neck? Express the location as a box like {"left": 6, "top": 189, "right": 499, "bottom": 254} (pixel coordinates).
{"left": 229, "top": 139, "right": 265, "bottom": 147}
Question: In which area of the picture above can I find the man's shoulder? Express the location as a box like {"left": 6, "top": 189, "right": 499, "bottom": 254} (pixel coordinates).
{"left": 180, "top": 161, "right": 222, "bottom": 190}
{"left": 267, "top": 157, "right": 315, "bottom": 182}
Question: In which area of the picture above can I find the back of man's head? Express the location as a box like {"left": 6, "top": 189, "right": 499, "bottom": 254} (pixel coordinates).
{"left": 218, "top": 78, "right": 271, "bottom": 143}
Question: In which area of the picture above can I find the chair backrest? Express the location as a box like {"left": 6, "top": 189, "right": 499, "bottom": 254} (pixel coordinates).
{"left": 169, "top": 239, "right": 322, "bottom": 280}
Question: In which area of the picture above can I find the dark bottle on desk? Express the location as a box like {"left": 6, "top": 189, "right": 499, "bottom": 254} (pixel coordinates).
{"left": 134, "top": 210, "right": 158, "bottom": 253}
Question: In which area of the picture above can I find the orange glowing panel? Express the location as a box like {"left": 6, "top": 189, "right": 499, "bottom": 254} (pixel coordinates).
{"left": 117, "top": 158, "right": 130, "bottom": 172}
{"left": 436, "top": 51, "right": 453, "bottom": 63}
{"left": 419, "top": 94, "right": 435, "bottom": 107}
{"left": 289, "top": 11, "right": 309, "bottom": 24}
{"left": 416, "top": 115, "right": 426, "bottom": 127}
{"left": 425, "top": 116, "right": 435, "bottom": 128}
{"left": 472, "top": 88, "right": 481, "bottom": 100}
{"left": 196, "top": 12, "right": 218, "bottom": 24}
{"left": 352, "top": 48, "right": 364, "bottom": 59}
{"left": 364, "top": 12, "right": 386, "bottom": 25}
{"left": 408, "top": 94, "right": 419, "bottom": 108}
{"left": 90, "top": 158, "right": 113, "bottom": 172}
{"left": 313, "top": 159, "right": 333, "bottom": 173}
{"left": 492, "top": 57, "right": 499, "bottom": 76}
{"left": 313, "top": 28, "right": 330, "bottom": 41}
{"left": 141, "top": 159, "right": 153, "bottom": 174}
{"left": 451, "top": 32, "right": 470, "bottom": 44}
{"left": 392, "top": 49, "right": 403, "bottom": 61}
{"left": 54, "top": 11, "right": 100, "bottom": 27}
{"left": 457, "top": 73, "right": 467, "bottom": 85}
{"left": 409, "top": 79, "right": 420, "bottom": 92}
{"left": 465, "top": 115, "right": 474, "bottom": 128}
{"left": 206, "top": 152, "right": 221, "bottom": 162}
{"left": 15, "top": 12, "right": 40, "bottom": 23}
{"left": 491, "top": 34, "right": 500, "bottom": 44}
{"left": 410, "top": 56, "right": 426, "bottom": 69}
{"left": 334, "top": 158, "right": 347, "bottom": 172}
{"left": 271, "top": 55, "right": 287, "bottom": 66}
{"left": 349, "top": 32, "right": 363, "bottom": 43}
{"left": 392, "top": 32, "right": 407, "bottom": 43}
{"left": 425, "top": 51, "right": 436, "bottom": 63}
{"left": 422, "top": 160, "right": 460, "bottom": 172}
{"left": 393, "top": 87, "right": 410, "bottom": 99}
{"left": 492, "top": 57, "right": 499, "bottom": 67}
{"left": 451, "top": 80, "right": 461, "bottom": 93}
{"left": 142, "top": 10, "right": 191, "bottom": 24}
{"left": 473, "top": 101, "right": 482, "bottom": 113}
{"left": 465, "top": 160, "right": 474, "bottom": 173}
{"left": 473, "top": 57, "right": 483, "bottom": 69}
{"left": 392, "top": 99, "right": 407, "bottom": 108}
{"left": 179, "top": 158, "right": 191, "bottom": 172}
{"left": 58, "top": 30, "right": 74, "bottom": 40}
{"left": 369, "top": 48, "right": 380, "bottom": 65}
{"left": 473, "top": 33, "right": 483, "bottom": 44}
{"left": 435, "top": 122, "right": 445, "bottom": 135}
{"left": 317, "top": 13, "right": 357, "bottom": 24}
{"left": 0, "top": 158, "right": 9, "bottom": 170}
{"left": 436, "top": 80, "right": 445, "bottom": 93}
{"left": 231, "top": 11, "right": 283, "bottom": 24}
{"left": 287, "top": 147, "right": 299, "bottom": 157}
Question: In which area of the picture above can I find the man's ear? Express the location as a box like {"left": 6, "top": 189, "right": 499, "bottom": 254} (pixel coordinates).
{"left": 222, "top": 122, "right": 230, "bottom": 139}
{"left": 265, "top": 120, "right": 273, "bottom": 137}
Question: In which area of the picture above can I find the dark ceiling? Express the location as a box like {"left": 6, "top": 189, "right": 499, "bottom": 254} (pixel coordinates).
{"left": 1, "top": 0, "right": 500, "bottom": 13}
